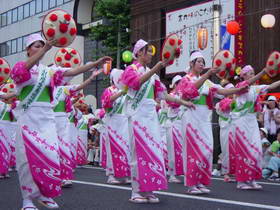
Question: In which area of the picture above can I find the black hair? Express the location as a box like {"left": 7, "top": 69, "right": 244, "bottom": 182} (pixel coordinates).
{"left": 277, "top": 128, "right": 280, "bottom": 135}
{"left": 27, "top": 40, "right": 45, "bottom": 57}
{"left": 136, "top": 44, "right": 150, "bottom": 58}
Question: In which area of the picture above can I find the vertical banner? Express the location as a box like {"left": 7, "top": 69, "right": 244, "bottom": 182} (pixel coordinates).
{"left": 235, "top": 0, "right": 245, "bottom": 67}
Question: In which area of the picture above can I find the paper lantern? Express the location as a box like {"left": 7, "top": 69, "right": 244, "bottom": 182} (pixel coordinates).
{"left": 122, "top": 50, "right": 133, "bottom": 63}
{"left": 226, "top": 21, "right": 240, "bottom": 35}
{"left": 197, "top": 27, "right": 208, "bottom": 50}
{"left": 261, "top": 14, "right": 276, "bottom": 28}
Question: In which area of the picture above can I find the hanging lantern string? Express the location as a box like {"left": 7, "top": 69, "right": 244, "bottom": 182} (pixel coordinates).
{"left": 94, "top": 3, "right": 280, "bottom": 57}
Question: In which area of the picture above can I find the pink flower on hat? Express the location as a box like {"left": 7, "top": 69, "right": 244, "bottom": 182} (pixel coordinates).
{"left": 240, "top": 65, "right": 254, "bottom": 78}
{"left": 133, "top": 39, "right": 148, "bottom": 58}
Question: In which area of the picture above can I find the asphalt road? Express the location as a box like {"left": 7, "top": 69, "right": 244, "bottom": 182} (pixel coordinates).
{"left": 1, "top": 166, "right": 280, "bottom": 210}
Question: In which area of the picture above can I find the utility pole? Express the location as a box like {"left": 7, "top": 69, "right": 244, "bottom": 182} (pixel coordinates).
{"left": 213, "top": 3, "right": 221, "bottom": 55}
{"left": 117, "top": 20, "right": 121, "bottom": 69}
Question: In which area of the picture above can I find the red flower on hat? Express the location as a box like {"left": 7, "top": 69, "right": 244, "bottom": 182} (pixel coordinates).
{"left": 61, "top": 49, "right": 66, "bottom": 53}
{"left": 275, "top": 53, "right": 279, "bottom": 60}
{"left": 0, "top": 77, "right": 3, "bottom": 83}
{"left": 59, "top": 37, "right": 68, "bottom": 46}
{"left": 64, "top": 14, "right": 71, "bottom": 21}
{"left": 59, "top": 23, "right": 68, "bottom": 33}
{"left": 56, "top": 57, "right": 62, "bottom": 62}
{"left": 178, "top": 39, "right": 183, "bottom": 46}
{"left": 9, "top": 84, "right": 14, "bottom": 89}
{"left": 71, "top": 49, "right": 77, "bottom": 55}
{"left": 70, "top": 28, "right": 77, "bottom": 36}
{"left": 73, "top": 58, "right": 79, "bottom": 64}
{"left": 215, "top": 59, "right": 222, "bottom": 67}
{"left": 219, "top": 71, "right": 226, "bottom": 77}
{"left": 64, "top": 53, "right": 72, "bottom": 61}
{"left": 49, "top": 14, "right": 58, "bottom": 22}
{"left": 164, "top": 51, "right": 171, "bottom": 59}
{"left": 223, "top": 51, "right": 229, "bottom": 58}
{"left": 168, "top": 60, "right": 174, "bottom": 65}
{"left": 269, "top": 69, "right": 275, "bottom": 75}
{"left": 226, "top": 63, "right": 232, "bottom": 69}
{"left": 169, "top": 39, "right": 175, "bottom": 46}
{"left": 268, "top": 60, "right": 274, "bottom": 66}
{"left": 46, "top": 28, "right": 55, "bottom": 37}
{"left": 0, "top": 59, "right": 3, "bottom": 65}
{"left": 64, "top": 63, "right": 71, "bottom": 67}
{"left": 175, "top": 48, "right": 181, "bottom": 58}
{"left": 4, "top": 68, "right": 10, "bottom": 74}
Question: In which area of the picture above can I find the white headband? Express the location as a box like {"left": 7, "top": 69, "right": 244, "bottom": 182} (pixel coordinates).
{"left": 190, "top": 51, "right": 204, "bottom": 62}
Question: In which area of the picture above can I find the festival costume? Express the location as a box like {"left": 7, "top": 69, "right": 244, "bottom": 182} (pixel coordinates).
{"left": 76, "top": 112, "right": 88, "bottom": 166}
{"left": 11, "top": 62, "right": 68, "bottom": 199}
{"left": 121, "top": 60, "right": 168, "bottom": 195}
{"left": 101, "top": 85, "right": 131, "bottom": 178}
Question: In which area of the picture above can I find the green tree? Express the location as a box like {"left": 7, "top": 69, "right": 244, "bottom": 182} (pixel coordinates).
{"left": 90, "top": 0, "right": 130, "bottom": 68}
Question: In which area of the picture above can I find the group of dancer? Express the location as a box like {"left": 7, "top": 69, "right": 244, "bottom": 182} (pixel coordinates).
{"left": 1, "top": 32, "right": 280, "bottom": 209}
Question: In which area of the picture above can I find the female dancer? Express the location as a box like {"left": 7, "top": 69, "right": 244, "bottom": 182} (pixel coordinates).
{"left": 177, "top": 51, "right": 248, "bottom": 194}
{"left": 101, "top": 68, "right": 131, "bottom": 184}
{"left": 11, "top": 33, "right": 111, "bottom": 210}
{"left": 121, "top": 39, "right": 195, "bottom": 203}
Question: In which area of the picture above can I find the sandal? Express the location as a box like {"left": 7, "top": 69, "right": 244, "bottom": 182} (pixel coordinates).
{"left": 237, "top": 183, "right": 254, "bottom": 190}
{"left": 146, "top": 195, "right": 160, "bottom": 203}
{"left": 38, "top": 198, "right": 59, "bottom": 209}
{"left": 21, "top": 207, "right": 39, "bottom": 210}
{"left": 186, "top": 186, "right": 203, "bottom": 195}
{"left": 129, "top": 197, "right": 148, "bottom": 204}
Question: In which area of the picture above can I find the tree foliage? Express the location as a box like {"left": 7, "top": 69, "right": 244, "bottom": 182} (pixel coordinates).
{"left": 90, "top": 0, "right": 130, "bottom": 66}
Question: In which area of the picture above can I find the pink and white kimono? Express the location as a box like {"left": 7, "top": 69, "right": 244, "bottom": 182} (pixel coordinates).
{"left": 76, "top": 114, "right": 88, "bottom": 166}
{"left": 177, "top": 74, "right": 222, "bottom": 187}
{"left": 121, "top": 61, "right": 168, "bottom": 193}
{"left": 101, "top": 85, "right": 131, "bottom": 178}
{"left": 11, "top": 62, "right": 68, "bottom": 199}
{"left": 0, "top": 100, "right": 12, "bottom": 176}
{"left": 216, "top": 98, "right": 236, "bottom": 175}
{"left": 98, "top": 119, "right": 107, "bottom": 169}
{"left": 52, "top": 85, "right": 78, "bottom": 180}
{"left": 165, "top": 91, "right": 184, "bottom": 176}
{"left": 231, "top": 84, "right": 268, "bottom": 182}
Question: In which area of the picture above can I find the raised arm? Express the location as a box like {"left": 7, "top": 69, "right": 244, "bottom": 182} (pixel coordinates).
{"left": 165, "top": 94, "right": 195, "bottom": 109}
{"left": 63, "top": 56, "right": 112, "bottom": 77}
{"left": 193, "top": 68, "right": 219, "bottom": 89}
{"left": 139, "top": 61, "right": 166, "bottom": 85}
{"left": 75, "top": 70, "right": 102, "bottom": 92}
{"left": 216, "top": 86, "right": 248, "bottom": 96}
{"left": 0, "top": 93, "right": 16, "bottom": 100}
{"left": 267, "top": 80, "right": 280, "bottom": 91}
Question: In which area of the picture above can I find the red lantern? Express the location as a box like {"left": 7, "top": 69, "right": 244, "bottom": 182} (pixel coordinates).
{"left": 226, "top": 21, "right": 240, "bottom": 35}
{"left": 197, "top": 27, "right": 208, "bottom": 50}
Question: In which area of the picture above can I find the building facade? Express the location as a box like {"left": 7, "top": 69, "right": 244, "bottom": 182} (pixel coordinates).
{"left": 0, "top": 0, "right": 108, "bottom": 108}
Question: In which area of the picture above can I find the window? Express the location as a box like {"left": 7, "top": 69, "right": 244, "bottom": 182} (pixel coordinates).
{"left": 23, "top": 36, "right": 28, "bottom": 48}
{"left": 50, "top": 0, "right": 56, "bottom": 8}
{"left": 64, "top": 0, "right": 71, "bottom": 3}
{"left": 0, "top": 44, "right": 6, "bottom": 57}
{"left": 1, "top": 13, "right": 7, "bottom": 27}
{"left": 24, "top": 4, "right": 30, "bottom": 18}
{"left": 6, "top": 41, "right": 11, "bottom": 55}
{"left": 12, "top": 8, "right": 17, "bottom": 23}
{"left": 30, "top": 1, "right": 36, "bottom": 16}
{"left": 18, "top": 6, "right": 23, "bottom": 21}
{"left": 7, "top": 11, "right": 12, "bottom": 25}
{"left": 43, "top": 0, "right": 49, "bottom": 11}
{"left": 17, "top": 37, "right": 23, "bottom": 52}
{"left": 57, "top": 0, "right": 63, "bottom": 6}
{"left": 11, "top": 39, "right": 17, "bottom": 54}
{"left": 36, "top": 0, "right": 42, "bottom": 13}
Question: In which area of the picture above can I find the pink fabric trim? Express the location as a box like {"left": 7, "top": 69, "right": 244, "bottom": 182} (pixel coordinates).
{"left": 175, "top": 77, "right": 199, "bottom": 100}
{"left": 76, "top": 136, "right": 87, "bottom": 165}
{"left": 228, "top": 131, "right": 236, "bottom": 175}
{"left": 154, "top": 79, "right": 167, "bottom": 100}
{"left": 235, "top": 127, "right": 262, "bottom": 182}
{"left": 11, "top": 62, "right": 31, "bottom": 84}
{"left": 100, "top": 133, "right": 107, "bottom": 169}
{"left": 206, "top": 87, "right": 218, "bottom": 110}
{"left": 172, "top": 126, "right": 184, "bottom": 175}
{"left": 22, "top": 131, "right": 61, "bottom": 198}
{"left": 166, "top": 91, "right": 180, "bottom": 108}
{"left": 101, "top": 87, "right": 114, "bottom": 109}
{"left": 235, "top": 80, "right": 249, "bottom": 95}
{"left": 121, "top": 62, "right": 142, "bottom": 91}
{"left": 219, "top": 98, "right": 233, "bottom": 113}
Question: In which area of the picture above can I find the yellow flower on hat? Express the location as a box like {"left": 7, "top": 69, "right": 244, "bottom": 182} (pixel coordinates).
{"left": 64, "top": 87, "right": 70, "bottom": 95}
{"left": 235, "top": 67, "right": 241, "bottom": 75}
